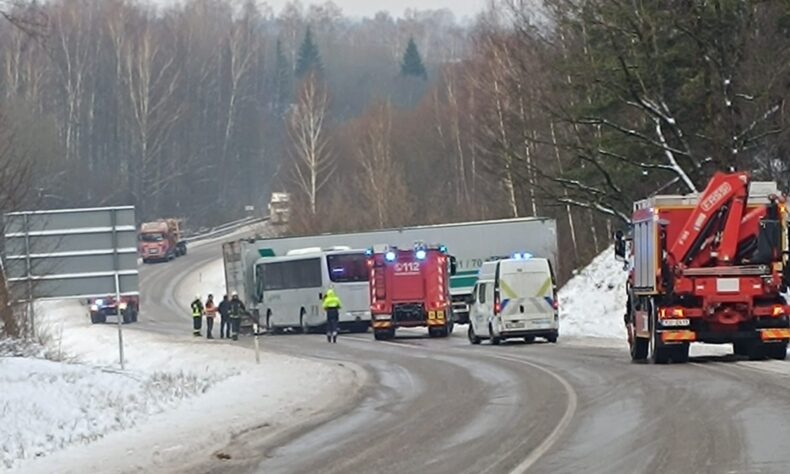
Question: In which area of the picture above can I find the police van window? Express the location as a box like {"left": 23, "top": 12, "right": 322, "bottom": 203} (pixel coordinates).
{"left": 478, "top": 283, "right": 486, "bottom": 303}
{"left": 327, "top": 253, "right": 369, "bottom": 283}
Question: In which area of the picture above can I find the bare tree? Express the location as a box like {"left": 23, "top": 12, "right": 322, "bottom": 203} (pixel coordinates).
{"left": 288, "top": 72, "right": 333, "bottom": 216}
{"left": 355, "top": 101, "right": 411, "bottom": 228}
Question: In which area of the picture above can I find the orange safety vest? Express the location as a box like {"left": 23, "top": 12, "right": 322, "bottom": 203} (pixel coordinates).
{"left": 205, "top": 301, "right": 218, "bottom": 319}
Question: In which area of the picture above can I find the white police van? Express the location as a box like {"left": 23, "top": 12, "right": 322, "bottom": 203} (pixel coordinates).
{"left": 467, "top": 254, "right": 559, "bottom": 345}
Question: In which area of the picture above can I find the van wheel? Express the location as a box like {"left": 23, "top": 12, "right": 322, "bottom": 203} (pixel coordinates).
{"left": 546, "top": 332, "right": 558, "bottom": 344}
{"left": 489, "top": 324, "right": 501, "bottom": 345}
{"left": 468, "top": 325, "right": 481, "bottom": 345}
{"left": 524, "top": 335, "right": 535, "bottom": 344}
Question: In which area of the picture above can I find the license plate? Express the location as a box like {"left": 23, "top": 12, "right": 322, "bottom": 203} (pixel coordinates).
{"left": 148, "top": 249, "right": 157, "bottom": 254}
{"left": 660, "top": 318, "right": 690, "bottom": 327}
{"left": 716, "top": 278, "right": 739, "bottom": 293}
{"left": 506, "top": 322, "right": 525, "bottom": 329}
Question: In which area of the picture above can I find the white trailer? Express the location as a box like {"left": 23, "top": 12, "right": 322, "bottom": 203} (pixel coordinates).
{"left": 222, "top": 217, "right": 557, "bottom": 325}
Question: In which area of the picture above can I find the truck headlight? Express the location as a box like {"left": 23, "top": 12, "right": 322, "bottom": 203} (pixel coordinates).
{"left": 90, "top": 304, "right": 98, "bottom": 311}
{"left": 119, "top": 302, "right": 128, "bottom": 311}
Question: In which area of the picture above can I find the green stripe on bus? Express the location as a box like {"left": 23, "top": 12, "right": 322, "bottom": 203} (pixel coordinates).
{"left": 258, "top": 248, "right": 276, "bottom": 257}
{"left": 454, "top": 270, "right": 478, "bottom": 276}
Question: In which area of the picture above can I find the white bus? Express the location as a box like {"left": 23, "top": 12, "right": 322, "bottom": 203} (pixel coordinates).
{"left": 253, "top": 247, "right": 371, "bottom": 333}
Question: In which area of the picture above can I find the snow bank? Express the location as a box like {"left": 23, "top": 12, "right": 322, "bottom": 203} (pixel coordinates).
{"left": 3, "top": 264, "right": 358, "bottom": 472}
{"left": 559, "top": 247, "right": 628, "bottom": 340}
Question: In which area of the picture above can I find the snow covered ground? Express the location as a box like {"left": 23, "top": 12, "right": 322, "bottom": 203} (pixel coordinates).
{"left": 1, "top": 252, "right": 360, "bottom": 473}
{"left": 559, "top": 247, "right": 627, "bottom": 341}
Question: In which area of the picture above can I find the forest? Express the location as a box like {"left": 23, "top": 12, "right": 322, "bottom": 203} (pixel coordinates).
{"left": 1, "top": 0, "right": 789, "bottom": 281}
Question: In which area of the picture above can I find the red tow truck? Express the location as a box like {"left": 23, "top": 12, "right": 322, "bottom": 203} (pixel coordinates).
{"left": 368, "top": 242, "right": 457, "bottom": 340}
{"left": 619, "top": 171, "right": 790, "bottom": 363}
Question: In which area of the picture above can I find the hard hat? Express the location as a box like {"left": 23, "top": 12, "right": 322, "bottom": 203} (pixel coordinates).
{"left": 231, "top": 290, "right": 238, "bottom": 297}
{"left": 195, "top": 293, "right": 201, "bottom": 300}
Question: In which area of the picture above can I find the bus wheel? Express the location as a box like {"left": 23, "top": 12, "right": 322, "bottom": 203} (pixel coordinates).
{"left": 300, "top": 310, "right": 309, "bottom": 334}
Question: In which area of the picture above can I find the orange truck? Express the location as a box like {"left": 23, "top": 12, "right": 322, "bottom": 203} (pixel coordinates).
{"left": 618, "top": 172, "right": 790, "bottom": 363}
{"left": 139, "top": 218, "right": 187, "bottom": 263}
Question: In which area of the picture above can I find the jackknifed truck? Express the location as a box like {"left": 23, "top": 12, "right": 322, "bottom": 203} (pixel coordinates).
{"left": 619, "top": 171, "right": 790, "bottom": 363}
{"left": 222, "top": 217, "right": 558, "bottom": 329}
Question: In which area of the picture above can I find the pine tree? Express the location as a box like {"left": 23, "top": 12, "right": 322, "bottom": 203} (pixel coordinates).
{"left": 400, "top": 37, "right": 427, "bottom": 79}
{"left": 295, "top": 27, "right": 323, "bottom": 78}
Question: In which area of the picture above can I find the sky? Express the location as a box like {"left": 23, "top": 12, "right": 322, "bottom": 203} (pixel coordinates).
{"left": 153, "top": 0, "right": 489, "bottom": 21}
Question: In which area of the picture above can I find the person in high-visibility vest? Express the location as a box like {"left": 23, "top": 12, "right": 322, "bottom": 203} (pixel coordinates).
{"left": 322, "top": 288, "right": 342, "bottom": 344}
{"left": 191, "top": 294, "right": 204, "bottom": 337}
{"left": 204, "top": 294, "right": 217, "bottom": 340}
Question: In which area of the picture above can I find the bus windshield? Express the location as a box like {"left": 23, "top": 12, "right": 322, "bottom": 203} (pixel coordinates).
{"left": 327, "top": 253, "right": 369, "bottom": 283}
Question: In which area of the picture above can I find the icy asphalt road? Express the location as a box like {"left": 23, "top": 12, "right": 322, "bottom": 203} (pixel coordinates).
{"left": 137, "top": 235, "right": 790, "bottom": 474}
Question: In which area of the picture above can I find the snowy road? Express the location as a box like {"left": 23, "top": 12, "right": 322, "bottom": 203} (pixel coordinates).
{"left": 139, "top": 234, "right": 790, "bottom": 474}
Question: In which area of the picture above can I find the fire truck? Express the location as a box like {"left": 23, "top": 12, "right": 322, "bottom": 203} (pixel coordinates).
{"left": 618, "top": 171, "right": 790, "bottom": 363}
{"left": 368, "top": 242, "right": 457, "bottom": 340}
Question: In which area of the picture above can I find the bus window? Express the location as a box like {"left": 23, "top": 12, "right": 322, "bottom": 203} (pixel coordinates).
{"left": 262, "top": 262, "right": 284, "bottom": 290}
{"left": 327, "top": 253, "right": 369, "bottom": 283}
{"left": 290, "top": 258, "right": 322, "bottom": 289}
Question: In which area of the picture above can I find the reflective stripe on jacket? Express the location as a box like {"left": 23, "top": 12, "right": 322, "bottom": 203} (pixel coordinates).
{"left": 191, "top": 300, "right": 203, "bottom": 317}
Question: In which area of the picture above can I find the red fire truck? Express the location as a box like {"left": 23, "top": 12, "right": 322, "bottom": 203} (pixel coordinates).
{"left": 618, "top": 171, "right": 790, "bottom": 363}
{"left": 368, "top": 242, "right": 457, "bottom": 340}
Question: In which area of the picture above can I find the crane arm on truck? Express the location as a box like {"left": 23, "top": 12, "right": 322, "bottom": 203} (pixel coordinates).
{"left": 668, "top": 172, "right": 750, "bottom": 268}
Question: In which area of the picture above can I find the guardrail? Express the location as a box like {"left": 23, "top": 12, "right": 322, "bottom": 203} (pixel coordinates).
{"left": 183, "top": 215, "right": 269, "bottom": 243}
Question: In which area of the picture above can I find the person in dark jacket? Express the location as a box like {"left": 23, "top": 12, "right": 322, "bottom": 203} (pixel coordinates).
{"left": 190, "top": 294, "right": 204, "bottom": 337}
{"left": 218, "top": 294, "right": 231, "bottom": 339}
{"left": 229, "top": 291, "right": 246, "bottom": 341}
{"left": 322, "top": 288, "right": 342, "bottom": 343}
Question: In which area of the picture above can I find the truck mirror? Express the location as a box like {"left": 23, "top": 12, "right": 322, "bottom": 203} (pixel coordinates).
{"left": 614, "top": 230, "right": 626, "bottom": 259}
{"left": 450, "top": 256, "right": 457, "bottom": 276}
{"left": 465, "top": 294, "right": 475, "bottom": 304}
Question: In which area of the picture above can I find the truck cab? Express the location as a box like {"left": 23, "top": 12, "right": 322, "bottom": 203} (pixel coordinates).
{"left": 368, "top": 242, "right": 456, "bottom": 340}
{"left": 468, "top": 255, "right": 559, "bottom": 345}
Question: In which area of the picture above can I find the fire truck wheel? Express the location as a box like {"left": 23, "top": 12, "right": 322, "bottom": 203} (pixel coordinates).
{"left": 768, "top": 342, "right": 787, "bottom": 360}
{"left": 733, "top": 341, "right": 752, "bottom": 357}
{"left": 672, "top": 343, "right": 690, "bottom": 363}
{"left": 748, "top": 342, "right": 768, "bottom": 361}
{"left": 90, "top": 312, "right": 105, "bottom": 324}
{"left": 468, "top": 325, "right": 481, "bottom": 345}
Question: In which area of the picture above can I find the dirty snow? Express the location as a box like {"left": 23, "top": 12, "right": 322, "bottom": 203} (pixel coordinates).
{"left": 559, "top": 247, "right": 628, "bottom": 340}
{"left": 2, "top": 255, "right": 358, "bottom": 473}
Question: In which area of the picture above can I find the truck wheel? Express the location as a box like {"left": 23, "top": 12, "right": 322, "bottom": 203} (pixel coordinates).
{"left": 90, "top": 313, "right": 101, "bottom": 324}
{"left": 546, "top": 332, "right": 558, "bottom": 344}
{"left": 468, "top": 325, "right": 481, "bottom": 345}
{"left": 374, "top": 329, "right": 394, "bottom": 341}
{"left": 768, "top": 342, "right": 787, "bottom": 360}
{"left": 428, "top": 327, "right": 440, "bottom": 338}
{"left": 122, "top": 310, "right": 132, "bottom": 324}
{"left": 631, "top": 337, "right": 649, "bottom": 361}
{"left": 672, "top": 343, "right": 690, "bottom": 363}
{"left": 748, "top": 342, "right": 768, "bottom": 361}
{"left": 733, "top": 341, "right": 752, "bottom": 357}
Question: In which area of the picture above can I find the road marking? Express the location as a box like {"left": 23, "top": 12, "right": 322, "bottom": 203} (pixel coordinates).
{"left": 488, "top": 353, "right": 578, "bottom": 474}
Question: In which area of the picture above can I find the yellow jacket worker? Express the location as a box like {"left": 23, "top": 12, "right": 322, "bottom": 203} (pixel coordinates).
{"left": 322, "top": 288, "right": 342, "bottom": 344}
